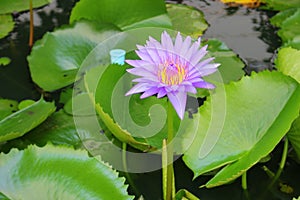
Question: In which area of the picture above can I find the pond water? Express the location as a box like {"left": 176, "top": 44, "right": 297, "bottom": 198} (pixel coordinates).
{"left": 0, "top": 0, "right": 299, "bottom": 200}
{"left": 0, "top": 0, "right": 77, "bottom": 101}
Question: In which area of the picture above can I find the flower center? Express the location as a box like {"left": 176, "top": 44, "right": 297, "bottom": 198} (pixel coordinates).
{"left": 158, "top": 61, "right": 187, "bottom": 85}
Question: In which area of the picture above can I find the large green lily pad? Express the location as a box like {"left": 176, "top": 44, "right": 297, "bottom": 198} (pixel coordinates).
{"left": 84, "top": 61, "right": 201, "bottom": 152}
{"left": 183, "top": 71, "right": 300, "bottom": 187}
{"left": 275, "top": 47, "right": 300, "bottom": 160}
{"left": 70, "top": 0, "right": 172, "bottom": 30}
{"left": 0, "top": 144, "right": 133, "bottom": 200}
{"left": 0, "top": 98, "right": 55, "bottom": 143}
{"left": 84, "top": 64, "right": 157, "bottom": 151}
{"left": 27, "top": 21, "right": 120, "bottom": 91}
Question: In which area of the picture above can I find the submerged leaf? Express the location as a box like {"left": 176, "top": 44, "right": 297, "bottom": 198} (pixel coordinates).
{"left": 166, "top": 4, "right": 208, "bottom": 37}
{"left": 183, "top": 71, "right": 300, "bottom": 187}
{"left": 0, "top": 144, "right": 134, "bottom": 200}
{"left": 203, "top": 39, "right": 245, "bottom": 84}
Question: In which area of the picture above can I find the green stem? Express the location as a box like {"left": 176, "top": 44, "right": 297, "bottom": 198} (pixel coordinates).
{"left": 242, "top": 172, "right": 247, "bottom": 190}
{"left": 163, "top": 101, "right": 175, "bottom": 200}
{"left": 242, "top": 171, "right": 251, "bottom": 199}
{"left": 122, "top": 142, "right": 128, "bottom": 172}
{"left": 162, "top": 139, "right": 168, "bottom": 200}
{"left": 269, "top": 138, "right": 289, "bottom": 188}
{"left": 279, "top": 138, "right": 289, "bottom": 170}
{"left": 259, "top": 139, "right": 289, "bottom": 200}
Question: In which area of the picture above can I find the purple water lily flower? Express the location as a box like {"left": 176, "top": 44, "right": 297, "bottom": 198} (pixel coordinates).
{"left": 125, "top": 31, "right": 220, "bottom": 119}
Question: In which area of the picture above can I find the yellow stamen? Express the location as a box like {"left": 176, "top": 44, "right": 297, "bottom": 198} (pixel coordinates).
{"left": 158, "top": 61, "right": 187, "bottom": 85}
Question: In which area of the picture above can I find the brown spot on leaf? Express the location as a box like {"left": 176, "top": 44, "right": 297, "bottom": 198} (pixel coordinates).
{"left": 27, "top": 111, "right": 34, "bottom": 115}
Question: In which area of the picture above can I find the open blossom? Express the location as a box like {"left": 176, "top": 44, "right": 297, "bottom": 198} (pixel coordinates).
{"left": 125, "top": 31, "right": 220, "bottom": 119}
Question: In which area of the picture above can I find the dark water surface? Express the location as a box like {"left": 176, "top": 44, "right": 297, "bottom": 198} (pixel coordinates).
{"left": 0, "top": 0, "right": 299, "bottom": 200}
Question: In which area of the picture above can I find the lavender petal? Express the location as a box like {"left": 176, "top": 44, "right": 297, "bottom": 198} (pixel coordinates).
{"left": 167, "top": 91, "right": 187, "bottom": 120}
{"left": 125, "top": 83, "right": 150, "bottom": 96}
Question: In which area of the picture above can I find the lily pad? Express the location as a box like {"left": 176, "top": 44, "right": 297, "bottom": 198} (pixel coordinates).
{"left": 261, "top": 0, "right": 300, "bottom": 11}
{"left": 0, "top": 193, "right": 9, "bottom": 200}
{"left": 275, "top": 47, "right": 300, "bottom": 160}
{"left": 0, "top": 98, "right": 55, "bottom": 143}
{"left": 84, "top": 62, "right": 200, "bottom": 151}
{"left": 84, "top": 64, "right": 154, "bottom": 151}
{"left": 0, "top": 15, "right": 14, "bottom": 39}
{"left": 0, "top": 110, "right": 80, "bottom": 153}
{"left": 27, "top": 20, "right": 120, "bottom": 91}
{"left": 270, "top": 8, "right": 300, "bottom": 43}
{"left": 0, "top": 144, "right": 134, "bottom": 200}
{"left": 166, "top": 4, "right": 208, "bottom": 38}
{"left": 18, "top": 99, "right": 35, "bottom": 110}
{"left": 0, "top": 109, "right": 111, "bottom": 156}
{"left": 0, "top": 0, "right": 52, "bottom": 14}
{"left": 270, "top": 8, "right": 298, "bottom": 27}
{"left": 70, "top": 0, "right": 172, "bottom": 30}
{"left": 183, "top": 71, "right": 300, "bottom": 188}
{"left": 276, "top": 47, "right": 300, "bottom": 83}
{"left": 284, "top": 36, "right": 300, "bottom": 50}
